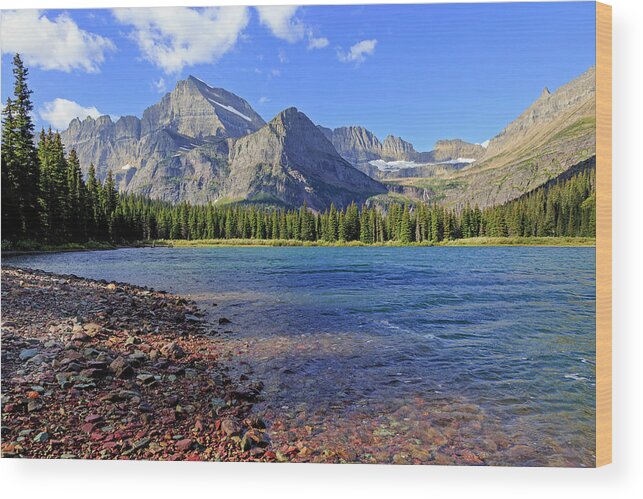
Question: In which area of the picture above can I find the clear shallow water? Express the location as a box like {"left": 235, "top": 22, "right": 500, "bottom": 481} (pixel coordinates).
{"left": 6, "top": 246, "right": 596, "bottom": 466}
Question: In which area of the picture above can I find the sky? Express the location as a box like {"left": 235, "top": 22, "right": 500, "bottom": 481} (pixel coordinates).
{"left": 1, "top": 2, "right": 596, "bottom": 151}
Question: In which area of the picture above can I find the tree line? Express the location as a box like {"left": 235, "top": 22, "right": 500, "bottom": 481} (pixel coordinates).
{"left": 110, "top": 165, "right": 594, "bottom": 244}
{"left": 1, "top": 54, "right": 596, "bottom": 246}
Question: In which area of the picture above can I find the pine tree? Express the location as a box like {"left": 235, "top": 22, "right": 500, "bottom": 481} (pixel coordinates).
{"left": 66, "top": 148, "right": 86, "bottom": 241}
{"left": 38, "top": 130, "right": 69, "bottom": 242}
{"left": 2, "top": 97, "right": 20, "bottom": 240}
{"left": 2, "top": 54, "right": 41, "bottom": 240}
{"left": 399, "top": 205, "right": 412, "bottom": 243}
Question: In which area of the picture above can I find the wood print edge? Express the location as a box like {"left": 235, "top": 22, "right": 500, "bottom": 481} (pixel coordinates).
{"left": 595, "top": 0, "right": 612, "bottom": 468}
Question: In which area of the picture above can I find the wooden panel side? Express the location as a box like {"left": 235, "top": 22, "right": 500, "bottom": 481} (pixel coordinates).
{"left": 595, "top": 1, "right": 612, "bottom": 468}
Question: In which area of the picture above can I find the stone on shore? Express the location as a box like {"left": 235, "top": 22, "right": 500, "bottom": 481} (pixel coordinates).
{"left": 1, "top": 267, "right": 276, "bottom": 463}
{"left": 19, "top": 348, "right": 39, "bottom": 361}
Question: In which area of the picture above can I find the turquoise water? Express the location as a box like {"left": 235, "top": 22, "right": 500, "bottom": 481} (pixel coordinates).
{"left": 5, "top": 246, "right": 596, "bottom": 466}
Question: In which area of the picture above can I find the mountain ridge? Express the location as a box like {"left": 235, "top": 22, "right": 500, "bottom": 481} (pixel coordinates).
{"left": 59, "top": 67, "right": 596, "bottom": 211}
{"left": 384, "top": 66, "right": 596, "bottom": 208}
{"left": 318, "top": 125, "right": 486, "bottom": 179}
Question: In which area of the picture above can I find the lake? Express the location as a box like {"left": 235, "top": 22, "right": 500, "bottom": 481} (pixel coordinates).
{"left": 5, "top": 246, "right": 596, "bottom": 466}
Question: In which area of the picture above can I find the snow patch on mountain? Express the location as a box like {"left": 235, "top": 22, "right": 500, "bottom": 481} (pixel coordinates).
{"left": 191, "top": 76, "right": 210, "bottom": 87}
{"left": 369, "top": 157, "right": 476, "bottom": 172}
{"left": 441, "top": 157, "right": 477, "bottom": 164}
{"left": 369, "top": 159, "right": 424, "bottom": 171}
{"left": 206, "top": 97, "right": 252, "bottom": 122}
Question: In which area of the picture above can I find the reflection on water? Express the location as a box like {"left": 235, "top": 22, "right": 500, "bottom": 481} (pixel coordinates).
{"left": 6, "top": 246, "right": 596, "bottom": 466}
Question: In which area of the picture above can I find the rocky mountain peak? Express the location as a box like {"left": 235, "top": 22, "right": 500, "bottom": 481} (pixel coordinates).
{"left": 270, "top": 106, "right": 302, "bottom": 124}
{"left": 226, "top": 108, "right": 386, "bottom": 210}
{"left": 485, "top": 66, "right": 596, "bottom": 156}
{"left": 431, "top": 139, "right": 486, "bottom": 163}
{"left": 140, "top": 75, "right": 265, "bottom": 139}
{"left": 268, "top": 107, "right": 324, "bottom": 138}
{"left": 381, "top": 135, "right": 417, "bottom": 161}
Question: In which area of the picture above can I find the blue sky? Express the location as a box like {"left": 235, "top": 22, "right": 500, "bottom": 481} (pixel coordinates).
{"left": 1, "top": 3, "right": 595, "bottom": 151}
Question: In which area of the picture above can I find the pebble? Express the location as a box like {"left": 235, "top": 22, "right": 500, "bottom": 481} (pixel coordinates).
{"left": 161, "top": 341, "right": 185, "bottom": 359}
{"left": 110, "top": 356, "right": 135, "bottom": 379}
{"left": 211, "top": 397, "right": 227, "bottom": 412}
{"left": 136, "top": 374, "right": 157, "bottom": 385}
{"left": 175, "top": 438, "right": 193, "bottom": 451}
{"left": 33, "top": 431, "right": 49, "bottom": 443}
{"left": 221, "top": 419, "right": 242, "bottom": 437}
{"left": 19, "top": 348, "right": 39, "bottom": 361}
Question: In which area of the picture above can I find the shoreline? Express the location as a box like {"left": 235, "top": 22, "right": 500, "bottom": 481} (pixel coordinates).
{"left": 149, "top": 236, "right": 596, "bottom": 249}
{"left": 138, "top": 237, "right": 596, "bottom": 248}
{"left": 0, "top": 267, "right": 281, "bottom": 461}
{"left": 1, "top": 236, "right": 595, "bottom": 257}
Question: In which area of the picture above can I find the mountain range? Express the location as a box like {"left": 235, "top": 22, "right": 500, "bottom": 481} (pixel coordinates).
{"left": 385, "top": 67, "right": 597, "bottom": 207}
{"left": 60, "top": 68, "right": 596, "bottom": 210}
{"left": 317, "top": 126, "right": 486, "bottom": 179}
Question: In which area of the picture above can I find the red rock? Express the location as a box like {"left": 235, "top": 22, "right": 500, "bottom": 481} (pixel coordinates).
{"left": 175, "top": 438, "right": 193, "bottom": 452}
{"left": 84, "top": 414, "right": 104, "bottom": 424}
{"left": 90, "top": 431, "right": 105, "bottom": 441}
{"left": 160, "top": 415, "right": 175, "bottom": 425}
{"left": 81, "top": 423, "right": 97, "bottom": 433}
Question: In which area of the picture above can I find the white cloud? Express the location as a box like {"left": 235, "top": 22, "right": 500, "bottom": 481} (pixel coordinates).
{"left": 269, "top": 69, "right": 281, "bottom": 78}
{"left": 308, "top": 36, "right": 329, "bottom": 50}
{"left": 39, "top": 98, "right": 103, "bottom": 130}
{"left": 337, "top": 39, "right": 378, "bottom": 64}
{"left": 0, "top": 10, "right": 115, "bottom": 73}
{"left": 153, "top": 77, "right": 167, "bottom": 93}
{"left": 113, "top": 7, "right": 250, "bottom": 74}
{"left": 278, "top": 49, "right": 288, "bottom": 64}
{"left": 255, "top": 6, "right": 304, "bottom": 43}
{"left": 256, "top": 6, "right": 328, "bottom": 51}
{"left": 259, "top": 96, "right": 270, "bottom": 104}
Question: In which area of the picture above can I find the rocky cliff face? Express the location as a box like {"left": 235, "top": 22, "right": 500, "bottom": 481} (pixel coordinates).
{"left": 61, "top": 75, "right": 266, "bottom": 186}
{"left": 61, "top": 79, "right": 385, "bottom": 209}
{"left": 321, "top": 126, "right": 383, "bottom": 165}
{"left": 483, "top": 67, "right": 595, "bottom": 159}
{"left": 380, "top": 135, "right": 418, "bottom": 162}
{"left": 225, "top": 109, "right": 386, "bottom": 211}
{"left": 318, "top": 125, "right": 485, "bottom": 178}
{"left": 140, "top": 76, "right": 265, "bottom": 140}
{"left": 431, "top": 139, "right": 486, "bottom": 163}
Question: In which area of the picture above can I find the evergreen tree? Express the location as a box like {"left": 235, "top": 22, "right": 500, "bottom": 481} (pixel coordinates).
{"left": 399, "top": 205, "right": 413, "bottom": 243}
{"left": 2, "top": 98, "right": 19, "bottom": 240}
{"left": 2, "top": 54, "right": 41, "bottom": 240}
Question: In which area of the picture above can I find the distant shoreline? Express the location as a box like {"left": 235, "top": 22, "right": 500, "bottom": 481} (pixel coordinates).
{"left": 152, "top": 236, "right": 595, "bottom": 248}
{"left": 1, "top": 236, "right": 595, "bottom": 257}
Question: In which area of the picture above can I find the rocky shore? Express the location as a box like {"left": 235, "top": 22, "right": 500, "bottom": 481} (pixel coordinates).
{"left": 1, "top": 267, "right": 281, "bottom": 461}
